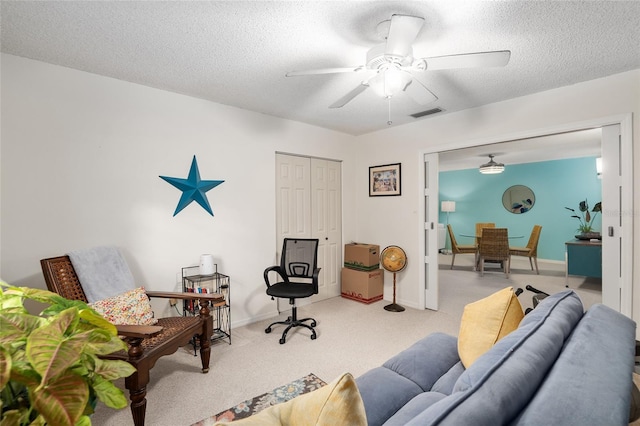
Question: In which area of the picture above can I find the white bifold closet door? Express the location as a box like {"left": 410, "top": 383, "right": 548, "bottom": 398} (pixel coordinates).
{"left": 275, "top": 153, "right": 342, "bottom": 311}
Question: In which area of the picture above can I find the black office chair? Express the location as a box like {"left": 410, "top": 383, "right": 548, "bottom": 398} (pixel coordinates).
{"left": 263, "top": 238, "right": 320, "bottom": 344}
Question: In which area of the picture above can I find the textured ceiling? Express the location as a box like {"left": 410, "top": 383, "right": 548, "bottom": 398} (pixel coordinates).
{"left": 1, "top": 1, "right": 639, "bottom": 136}
{"left": 438, "top": 128, "right": 602, "bottom": 171}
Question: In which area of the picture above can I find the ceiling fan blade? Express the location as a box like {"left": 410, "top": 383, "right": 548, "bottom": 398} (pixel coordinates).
{"left": 329, "top": 83, "right": 369, "bottom": 108}
{"left": 385, "top": 14, "right": 424, "bottom": 58}
{"left": 421, "top": 50, "right": 511, "bottom": 70}
{"left": 285, "top": 66, "right": 364, "bottom": 77}
{"left": 403, "top": 77, "right": 438, "bottom": 105}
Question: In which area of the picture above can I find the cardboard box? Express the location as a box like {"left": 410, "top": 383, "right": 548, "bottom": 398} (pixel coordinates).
{"left": 341, "top": 267, "right": 384, "bottom": 304}
{"left": 344, "top": 243, "right": 380, "bottom": 271}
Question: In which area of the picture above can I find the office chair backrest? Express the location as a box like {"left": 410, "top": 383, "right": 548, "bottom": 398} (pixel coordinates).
{"left": 281, "top": 238, "right": 319, "bottom": 279}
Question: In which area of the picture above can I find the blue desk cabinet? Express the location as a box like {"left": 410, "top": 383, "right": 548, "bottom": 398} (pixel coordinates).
{"left": 565, "top": 240, "right": 602, "bottom": 285}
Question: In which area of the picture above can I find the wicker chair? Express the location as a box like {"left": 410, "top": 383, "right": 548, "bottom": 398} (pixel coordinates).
{"left": 40, "top": 255, "right": 224, "bottom": 426}
{"left": 447, "top": 224, "right": 477, "bottom": 269}
{"left": 477, "top": 228, "right": 511, "bottom": 277}
{"left": 474, "top": 222, "right": 495, "bottom": 247}
{"left": 510, "top": 225, "right": 542, "bottom": 274}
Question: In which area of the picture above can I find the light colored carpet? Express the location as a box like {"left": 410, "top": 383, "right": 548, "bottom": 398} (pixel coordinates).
{"left": 90, "top": 255, "right": 602, "bottom": 425}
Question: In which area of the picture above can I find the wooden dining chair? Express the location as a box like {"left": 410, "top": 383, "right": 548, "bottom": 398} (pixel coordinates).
{"left": 477, "top": 227, "right": 511, "bottom": 278}
{"left": 447, "top": 224, "right": 477, "bottom": 269}
{"left": 510, "top": 225, "right": 542, "bottom": 274}
{"left": 475, "top": 222, "right": 496, "bottom": 246}
{"left": 41, "top": 253, "right": 224, "bottom": 426}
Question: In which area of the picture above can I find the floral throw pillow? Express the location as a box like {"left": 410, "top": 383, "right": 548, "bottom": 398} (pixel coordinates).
{"left": 89, "top": 287, "right": 158, "bottom": 325}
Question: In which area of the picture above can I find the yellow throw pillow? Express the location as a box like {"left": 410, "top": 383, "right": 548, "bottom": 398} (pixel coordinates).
{"left": 214, "top": 372, "right": 366, "bottom": 426}
{"left": 458, "top": 286, "right": 524, "bottom": 368}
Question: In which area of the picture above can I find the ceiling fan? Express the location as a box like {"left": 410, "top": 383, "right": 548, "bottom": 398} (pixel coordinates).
{"left": 286, "top": 14, "right": 511, "bottom": 109}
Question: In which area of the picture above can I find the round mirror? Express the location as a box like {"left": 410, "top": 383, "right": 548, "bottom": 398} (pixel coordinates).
{"left": 502, "top": 185, "right": 535, "bottom": 214}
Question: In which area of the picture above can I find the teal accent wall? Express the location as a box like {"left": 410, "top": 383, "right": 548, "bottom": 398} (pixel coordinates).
{"left": 439, "top": 157, "right": 602, "bottom": 261}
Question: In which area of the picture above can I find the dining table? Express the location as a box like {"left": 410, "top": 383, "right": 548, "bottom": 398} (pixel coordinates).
{"left": 459, "top": 232, "right": 524, "bottom": 271}
{"left": 459, "top": 233, "right": 524, "bottom": 240}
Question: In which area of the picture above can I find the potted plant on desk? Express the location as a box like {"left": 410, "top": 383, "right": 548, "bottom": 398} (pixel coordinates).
{"left": 0, "top": 282, "right": 135, "bottom": 426}
{"left": 565, "top": 199, "right": 602, "bottom": 240}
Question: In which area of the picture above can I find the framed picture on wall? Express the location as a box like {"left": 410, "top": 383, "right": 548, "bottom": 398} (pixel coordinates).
{"left": 369, "top": 163, "right": 401, "bottom": 196}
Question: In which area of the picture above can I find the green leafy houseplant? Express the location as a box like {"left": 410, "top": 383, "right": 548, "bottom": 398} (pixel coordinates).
{"left": 0, "top": 282, "right": 136, "bottom": 426}
{"left": 565, "top": 199, "right": 602, "bottom": 233}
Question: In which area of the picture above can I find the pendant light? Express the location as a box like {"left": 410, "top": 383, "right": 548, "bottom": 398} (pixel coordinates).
{"left": 479, "top": 154, "right": 505, "bottom": 174}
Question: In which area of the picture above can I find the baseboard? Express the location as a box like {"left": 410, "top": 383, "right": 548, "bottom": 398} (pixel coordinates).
{"left": 230, "top": 310, "right": 279, "bottom": 329}
{"left": 536, "top": 258, "right": 565, "bottom": 265}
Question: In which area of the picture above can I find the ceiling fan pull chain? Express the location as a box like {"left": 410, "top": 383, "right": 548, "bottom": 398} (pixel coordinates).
{"left": 387, "top": 97, "right": 392, "bottom": 125}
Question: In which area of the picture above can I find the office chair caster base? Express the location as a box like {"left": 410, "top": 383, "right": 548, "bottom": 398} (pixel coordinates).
{"left": 279, "top": 326, "right": 316, "bottom": 344}
{"left": 268, "top": 317, "right": 317, "bottom": 344}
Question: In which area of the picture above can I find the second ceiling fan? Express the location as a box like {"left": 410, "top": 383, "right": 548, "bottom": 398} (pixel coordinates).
{"left": 286, "top": 14, "right": 511, "bottom": 109}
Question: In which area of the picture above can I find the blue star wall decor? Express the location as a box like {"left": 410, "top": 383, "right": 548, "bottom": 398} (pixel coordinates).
{"left": 160, "top": 155, "right": 224, "bottom": 216}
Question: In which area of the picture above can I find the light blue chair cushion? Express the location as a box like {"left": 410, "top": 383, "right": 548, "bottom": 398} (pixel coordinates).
{"left": 405, "top": 290, "right": 584, "bottom": 426}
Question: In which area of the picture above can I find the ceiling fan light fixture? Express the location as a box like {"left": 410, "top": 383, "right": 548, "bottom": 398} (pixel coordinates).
{"left": 479, "top": 154, "right": 505, "bottom": 174}
{"left": 286, "top": 13, "right": 510, "bottom": 111}
{"left": 369, "top": 65, "right": 412, "bottom": 98}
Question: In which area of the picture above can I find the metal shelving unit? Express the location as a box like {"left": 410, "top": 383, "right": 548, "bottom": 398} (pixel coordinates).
{"left": 182, "top": 265, "right": 231, "bottom": 345}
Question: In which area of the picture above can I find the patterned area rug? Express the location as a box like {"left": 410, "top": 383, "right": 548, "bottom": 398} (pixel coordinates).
{"left": 191, "top": 373, "right": 326, "bottom": 425}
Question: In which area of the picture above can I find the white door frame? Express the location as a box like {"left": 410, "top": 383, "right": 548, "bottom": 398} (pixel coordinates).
{"left": 601, "top": 124, "right": 622, "bottom": 311}
{"left": 419, "top": 114, "right": 633, "bottom": 317}
{"left": 419, "top": 153, "right": 440, "bottom": 310}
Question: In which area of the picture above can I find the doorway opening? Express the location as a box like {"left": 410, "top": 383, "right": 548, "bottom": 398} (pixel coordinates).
{"left": 420, "top": 114, "right": 633, "bottom": 317}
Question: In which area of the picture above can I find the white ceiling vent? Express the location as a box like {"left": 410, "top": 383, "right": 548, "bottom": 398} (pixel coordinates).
{"left": 410, "top": 108, "right": 443, "bottom": 118}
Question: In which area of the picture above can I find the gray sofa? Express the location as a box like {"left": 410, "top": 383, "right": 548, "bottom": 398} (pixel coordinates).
{"left": 356, "top": 289, "right": 636, "bottom": 426}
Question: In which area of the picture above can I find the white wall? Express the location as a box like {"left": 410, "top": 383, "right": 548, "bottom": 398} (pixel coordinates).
{"left": 2, "top": 53, "right": 638, "bottom": 328}
{"left": 354, "top": 70, "right": 640, "bottom": 321}
{"left": 0, "top": 54, "right": 357, "bottom": 326}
